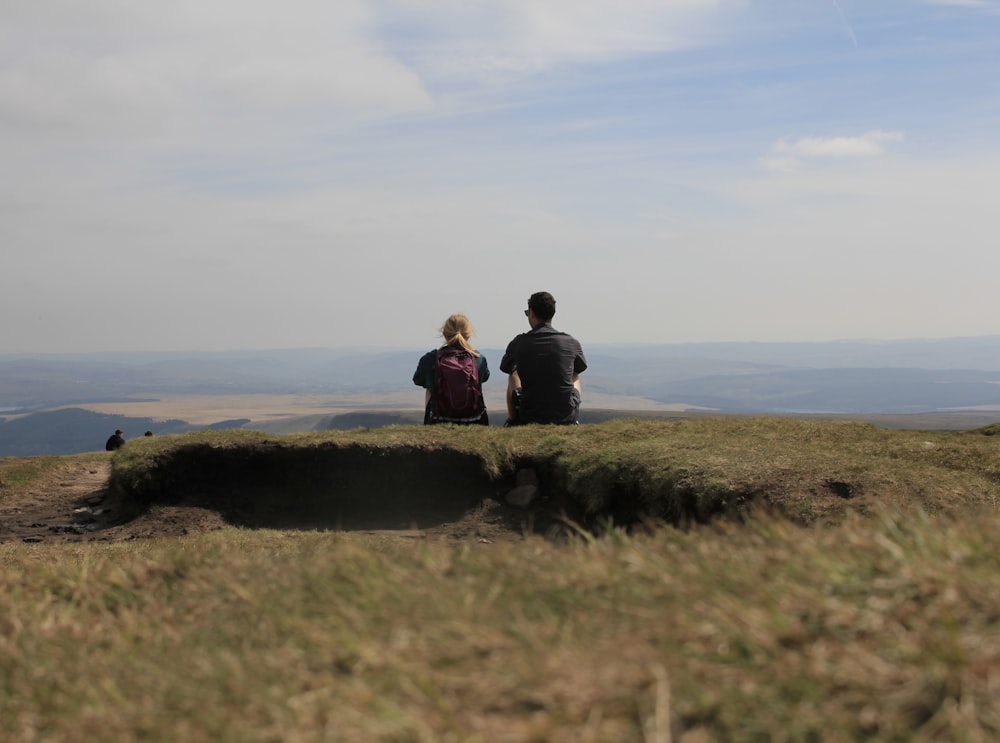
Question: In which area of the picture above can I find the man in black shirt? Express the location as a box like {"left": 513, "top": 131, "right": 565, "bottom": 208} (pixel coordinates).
{"left": 500, "top": 291, "right": 587, "bottom": 425}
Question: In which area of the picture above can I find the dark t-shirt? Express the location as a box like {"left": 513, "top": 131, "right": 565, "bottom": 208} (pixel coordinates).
{"left": 500, "top": 323, "right": 587, "bottom": 424}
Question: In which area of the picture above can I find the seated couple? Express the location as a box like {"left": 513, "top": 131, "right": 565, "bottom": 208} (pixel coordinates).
{"left": 412, "top": 292, "right": 587, "bottom": 427}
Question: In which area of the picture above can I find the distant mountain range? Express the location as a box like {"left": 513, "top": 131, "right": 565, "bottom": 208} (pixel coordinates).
{"left": 2, "top": 336, "right": 999, "bottom": 456}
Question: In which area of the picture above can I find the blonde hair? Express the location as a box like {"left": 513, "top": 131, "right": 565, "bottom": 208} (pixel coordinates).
{"left": 440, "top": 314, "right": 480, "bottom": 357}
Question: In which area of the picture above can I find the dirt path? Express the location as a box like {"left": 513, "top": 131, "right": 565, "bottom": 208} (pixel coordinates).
{"left": 0, "top": 457, "right": 229, "bottom": 544}
{"left": 0, "top": 458, "right": 569, "bottom": 545}
{"left": 0, "top": 458, "right": 112, "bottom": 544}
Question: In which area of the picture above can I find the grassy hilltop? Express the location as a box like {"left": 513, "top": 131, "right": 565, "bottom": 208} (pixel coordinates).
{"left": 107, "top": 417, "right": 1000, "bottom": 528}
{"left": 2, "top": 417, "right": 1000, "bottom": 741}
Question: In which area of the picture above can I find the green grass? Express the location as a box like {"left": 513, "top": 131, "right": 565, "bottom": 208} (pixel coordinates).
{"left": 0, "top": 456, "right": 71, "bottom": 496}
{"left": 2, "top": 516, "right": 999, "bottom": 741}
{"left": 2, "top": 418, "right": 1000, "bottom": 741}
{"left": 109, "top": 417, "right": 1000, "bottom": 526}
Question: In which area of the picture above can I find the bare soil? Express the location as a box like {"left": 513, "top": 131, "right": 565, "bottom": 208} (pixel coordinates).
{"left": 0, "top": 457, "right": 573, "bottom": 545}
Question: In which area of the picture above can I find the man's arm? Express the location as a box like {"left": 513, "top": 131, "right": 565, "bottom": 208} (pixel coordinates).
{"left": 501, "top": 336, "right": 525, "bottom": 421}
{"left": 573, "top": 340, "right": 587, "bottom": 375}
{"left": 506, "top": 371, "right": 521, "bottom": 421}
{"left": 500, "top": 333, "right": 524, "bottom": 375}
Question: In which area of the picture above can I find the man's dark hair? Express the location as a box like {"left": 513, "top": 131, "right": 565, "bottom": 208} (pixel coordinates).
{"left": 528, "top": 291, "right": 556, "bottom": 321}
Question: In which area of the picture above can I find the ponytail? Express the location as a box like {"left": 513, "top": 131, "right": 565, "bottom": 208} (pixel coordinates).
{"left": 440, "top": 314, "right": 480, "bottom": 357}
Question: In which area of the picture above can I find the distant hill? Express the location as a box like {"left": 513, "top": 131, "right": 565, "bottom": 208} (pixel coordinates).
{"left": 3, "top": 336, "right": 1000, "bottom": 410}
{"left": 2, "top": 337, "right": 999, "bottom": 456}
{"left": 584, "top": 336, "right": 1000, "bottom": 370}
{"left": 1, "top": 408, "right": 202, "bottom": 457}
{"left": 0, "top": 349, "right": 425, "bottom": 407}
{"left": 560, "top": 338, "right": 1000, "bottom": 414}
{"left": 617, "top": 367, "right": 1000, "bottom": 414}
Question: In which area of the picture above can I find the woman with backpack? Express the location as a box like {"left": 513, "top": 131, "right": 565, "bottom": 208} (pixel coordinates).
{"left": 412, "top": 314, "right": 490, "bottom": 425}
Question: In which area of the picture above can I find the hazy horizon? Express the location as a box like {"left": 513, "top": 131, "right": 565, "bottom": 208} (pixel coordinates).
{"left": 2, "top": 333, "right": 1000, "bottom": 360}
{"left": 3, "top": 2, "right": 998, "bottom": 354}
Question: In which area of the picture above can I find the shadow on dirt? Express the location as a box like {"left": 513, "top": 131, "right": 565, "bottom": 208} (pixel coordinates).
{"left": 111, "top": 443, "right": 584, "bottom": 538}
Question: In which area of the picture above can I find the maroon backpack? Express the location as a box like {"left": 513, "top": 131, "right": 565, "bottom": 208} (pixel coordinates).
{"left": 432, "top": 348, "right": 482, "bottom": 422}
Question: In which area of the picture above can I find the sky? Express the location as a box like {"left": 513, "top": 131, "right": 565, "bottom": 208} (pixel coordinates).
{"left": 2, "top": 0, "right": 998, "bottom": 353}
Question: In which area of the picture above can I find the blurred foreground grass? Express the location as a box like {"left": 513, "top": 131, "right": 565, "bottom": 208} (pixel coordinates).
{"left": 2, "top": 418, "right": 999, "bottom": 741}
{"left": 3, "top": 514, "right": 999, "bottom": 741}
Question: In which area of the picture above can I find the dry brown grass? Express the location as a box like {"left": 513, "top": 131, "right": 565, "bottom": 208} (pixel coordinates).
{"left": 2, "top": 418, "right": 1000, "bottom": 741}
{"left": 2, "top": 513, "right": 999, "bottom": 741}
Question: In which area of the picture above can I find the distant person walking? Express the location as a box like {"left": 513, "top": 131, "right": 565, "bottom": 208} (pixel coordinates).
{"left": 105, "top": 429, "right": 125, "bottom": 451}
{"left": 413, "top": 314, "right": 490, "bottom": 425}
{"left": 501, "top": 291, "right": 587, "bottom": 425}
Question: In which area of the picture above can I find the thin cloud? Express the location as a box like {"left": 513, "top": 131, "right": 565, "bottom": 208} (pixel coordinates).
{"left": 0, "top": 0, "right": 738, "bottom": 147}
{"left": 923, "top": 0, "right": 1000, "bottom": 7}
{"left": 832, "top": 0, "right": 859, "bottom": 48}
{"left": 2, "top": 1, "right": 998, "bottom": 353}
{"left": 384, "top": 0, "right": 740, "bottom": 81}
{"left": 0, "top": 0, "right": 432, "bottom": 146}
{"left": 762, "top": 131, "right": 904, "bottom": 171}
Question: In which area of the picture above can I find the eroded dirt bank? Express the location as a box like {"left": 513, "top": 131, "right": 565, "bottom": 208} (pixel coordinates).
{"left": 0, "top": 450, "right": 584, "bottom": 544}
{"left": 107, "top": 443, "right": 589, "bottom": 542}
